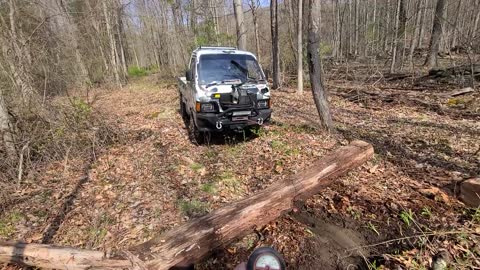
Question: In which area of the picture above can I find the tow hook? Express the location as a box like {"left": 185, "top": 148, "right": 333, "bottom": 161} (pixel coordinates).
{"left": 216, "top": 121, "right": 223, "bottom": 130}
{"left": 257, "top": 118, "right": 264, "bottom": 125}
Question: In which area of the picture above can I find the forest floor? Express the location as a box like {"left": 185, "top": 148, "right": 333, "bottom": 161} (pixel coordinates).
{"left": 1, "top": 62, "right": 480, "bottom": 269}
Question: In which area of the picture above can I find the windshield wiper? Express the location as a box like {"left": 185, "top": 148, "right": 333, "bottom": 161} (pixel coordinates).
{"left": 230, "top": 60, "right": 248, "bottom": 75}
{"left": 206, "top": 81, "right": 219, "bottom": 88}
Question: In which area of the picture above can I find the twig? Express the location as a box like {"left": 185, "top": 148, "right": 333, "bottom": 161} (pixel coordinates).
{"left": 122, "top": 250, "right": 148, "bottom": 270}
{"left": 345, "top": 230, "right": 474, "bottom": 252}
{"left": 17, "top": 142, "right": 29, "bottom": 189}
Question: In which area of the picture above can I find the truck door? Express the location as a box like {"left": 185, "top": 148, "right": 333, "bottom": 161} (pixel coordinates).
{"left": 188, "top": 56, "right": 196, "bottom": 112}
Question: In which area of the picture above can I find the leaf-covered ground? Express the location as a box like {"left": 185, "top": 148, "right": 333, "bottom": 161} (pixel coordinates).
{"left": 1, "top": 68, "right": 479, "bottom": 269}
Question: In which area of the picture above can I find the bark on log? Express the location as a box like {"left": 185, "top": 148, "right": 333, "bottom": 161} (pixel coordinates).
{"left": 0, "top": 242, "right": 131, "bottom": 269}
{"left": 0, "top": 141, "right": 374, "bottom": 270}
{"left": 130, "top": 140, "right": 373, "bottom": 269}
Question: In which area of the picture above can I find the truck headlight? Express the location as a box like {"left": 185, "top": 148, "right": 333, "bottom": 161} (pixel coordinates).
{"left": 257, "top": 99, "right": 270, "bottom": 109}
{"left": 196, "top": 102, "right": 215, "bottom": 112}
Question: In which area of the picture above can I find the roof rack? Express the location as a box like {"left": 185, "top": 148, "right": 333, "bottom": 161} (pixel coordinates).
{"left": 197, "top": 46, "right": 237, "bottom": 50}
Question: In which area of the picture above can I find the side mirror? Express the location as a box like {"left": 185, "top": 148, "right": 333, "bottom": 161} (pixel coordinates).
{"left": 186, "top": 70, "right": 192, "bottom": 81}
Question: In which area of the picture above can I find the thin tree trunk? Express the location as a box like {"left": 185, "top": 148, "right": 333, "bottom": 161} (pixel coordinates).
{"left": 297, "top": 0, "right": 303, "bottom": 95}
{"left": 417, "top": 0, "right": 426, "bottom": 48}
{"left": 249, "top": 0, "right": 261, "bottom": 60}
{"left": 191, "top": 0, "right": 197, "bottom": 33}
{"left": 307, "top": 0, "right": 332, "bottom": 131}
{"left": 6, "top": 0, "right": 35, "bottom": 102}
{"left": 372, "top": 0, "right": 377, "bottom": 55}
{"left": 233, "top": 0, "right": 246, "bottom": 50}
{"left": 102, "top": 0, "right": 121, "bottom": 86}
{"left": 409, "top": 0, "right": 423, "bottom": 68}
{"left": 354, "top": 0, "right": 359, "bottom": 56}
{"left": 390, "top": 0, "right": 401, "bottom": 73}
{"left": 424, "top": 0, "right": 446, "bottom": 68}
{"left": 450, "top": 0, "right": 462, "bottom": 49}
{"left": 383, "top": 0, "right": 391, "bottom": 51}
{"left": 57, "top": 0, "right": 90, "bottom": 86}
{"left": 470, "top": 1, "right": 480, "bottom": 41}
{"left": 270, "top": 0, "right": 281, "bottom": 89}
{"left": 0, "top": 88, "right": 17, "bottom": 161}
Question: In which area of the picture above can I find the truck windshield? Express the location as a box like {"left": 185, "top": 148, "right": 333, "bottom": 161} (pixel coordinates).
{"left": 198, "top": 54, "right": 265, "bottom": 86}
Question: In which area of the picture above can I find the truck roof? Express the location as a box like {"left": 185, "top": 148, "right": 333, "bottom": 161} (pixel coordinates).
{"left": 192, "top": 46, "right": 257, "bottom": 59}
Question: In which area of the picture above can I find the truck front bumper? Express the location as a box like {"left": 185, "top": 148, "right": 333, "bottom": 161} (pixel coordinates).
{"left": 195, "top": 109, "right": 272, "bottom": 132}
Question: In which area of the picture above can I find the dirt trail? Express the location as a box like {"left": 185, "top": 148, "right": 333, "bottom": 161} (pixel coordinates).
{"left": 1, "top": 75, "right": 479, "bottom": 269}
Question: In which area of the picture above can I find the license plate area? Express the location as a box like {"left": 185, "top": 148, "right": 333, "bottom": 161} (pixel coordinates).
{"left": 232, "top": 111, "right": 251, "bottom": 116}
{"left": 232, "top": 116, "right": 249, "bottom": 122}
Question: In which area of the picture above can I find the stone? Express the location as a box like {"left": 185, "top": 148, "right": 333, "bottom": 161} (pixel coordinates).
{"left": 460, "top": 178, "right": 480, "bottom": 207}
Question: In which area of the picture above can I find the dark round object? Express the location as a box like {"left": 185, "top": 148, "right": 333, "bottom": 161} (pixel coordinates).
{"left": 246, "top": 247, "right": 286, "bottom": 270}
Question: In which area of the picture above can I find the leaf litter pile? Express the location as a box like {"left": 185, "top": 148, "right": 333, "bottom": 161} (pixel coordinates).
{"left": 1, "top": 69, "right": 479, "bottom": 269}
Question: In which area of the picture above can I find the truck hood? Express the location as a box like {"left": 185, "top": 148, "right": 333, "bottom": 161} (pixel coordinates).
{"left": 197, "top": 83, "right": 270, "bottom": 102}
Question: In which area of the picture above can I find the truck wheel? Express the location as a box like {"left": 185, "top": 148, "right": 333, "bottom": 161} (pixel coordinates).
{"left": 179, "top": 95, "right": 187, "bottom": 120}
{"left": 188, "top": 116, "right": 204, "bottom": 144}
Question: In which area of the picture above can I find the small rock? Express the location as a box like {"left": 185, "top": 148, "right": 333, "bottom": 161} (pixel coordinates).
{"left": 432, "top": 249, "right": 450, "bottom": 270}
{"left": 460, "top": 178, "right": 480, "bottom": 207}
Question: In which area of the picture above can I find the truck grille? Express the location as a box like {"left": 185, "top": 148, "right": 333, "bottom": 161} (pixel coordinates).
{"left": 218, "top": 88, "right": 257, "bottom": 110}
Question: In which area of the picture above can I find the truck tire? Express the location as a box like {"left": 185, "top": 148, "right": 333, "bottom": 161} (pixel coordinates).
{"left": 188, "top": 116, "right": 204, "bottom": 144}
{"left": 179, "top": 94, "right": 187, "bottom": 120}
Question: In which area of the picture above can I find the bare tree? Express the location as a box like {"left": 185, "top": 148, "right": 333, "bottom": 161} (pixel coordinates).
{"left": 424, "top": 0, "right": 446, "bottom": 68}
{"left": 248, "top": 0, "right": 260, "bottom": 59}
{"left": 307, "top": 0, "right": 332, "bottom": 130}
{"left": 233, "top": 0, "right": 246, "bottom": 50}
{"left": 0, "top": 87, "right": 16, "bottom": 160}
{"left": 390, "top": 0, "right": 406, "bottom": 72}
{"left": 102, "top": 0, "right": 122, "bottom": 86}
{"left": 270, "top": 0, "right": 281, "bottom": 89}
{"left": 297, "top": 0, "right": 304, "bottom": 94}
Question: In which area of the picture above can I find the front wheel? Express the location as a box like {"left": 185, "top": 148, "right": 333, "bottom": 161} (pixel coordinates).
{"left": 179, "top": 94, "right": 187, "bottom": 120}
{"left": 188, "top": 116, "right": 205, "bottom": 144}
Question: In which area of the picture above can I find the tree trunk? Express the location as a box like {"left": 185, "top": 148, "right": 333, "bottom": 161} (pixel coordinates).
{"left": 470, "top": 1, "right": 480, "bottom": 41}
{"left": 6, "top": 0, "right": 35, "bottom": 102}
{"left": 249, "top": 0, "right": 261, "bottom": 60}
{"left": 383, "top": 0, "right": 391, "bottom": 52}
{"left": 307, "top": 0, "right": 333, "bottom": 130}
{"left": 297, "top": 0, "right": 304, "bottom": 94}
{"left": 424, "top": 0, "right": 446, "bottom": 68}
{"left": 56, "top": 0, "right": 90, "bottom": 87}
{"left": 0, "top": 89, "right": 17, "bottom": 161}
{"left": 354, "top": 0, "right": 359, "bottom": 56}
{"left": 233, "top": 0, "right": 246, "bottom": 50}
{"left": 417, "top": 0, "right": 426, "bottom": 49}
{"left": 409, "top": 0, "right": 423, "bottom": 68}
{"left": 270, "top": 0, "right": 281, "bottom": 89}
{"left": 190, "top": 0, "right": 197, "bottom": 34}
{"left": 0, "top": 242, "right": 131, "bottom": 270}
{"left": 390, "top": 0, "right": 405, "bottom": 72}
{"left": 450, "top": 0, "right": 462, "bottom": 49}
{"left": 102, "top": 0, "right": 121, "bottom": 87}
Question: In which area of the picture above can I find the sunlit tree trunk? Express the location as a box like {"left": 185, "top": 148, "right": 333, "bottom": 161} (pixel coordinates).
{"left": 233, "top": 0, "right": 246, "bottom": 50}
{"left": 102, "top": 0, "right": 121, "bottom": 86}
{"left": 249, "top": 0, "right": 261, "bottom": 60}
{"left": 297, "top": 0, "right": 303, "bottom": 95}
{"left": 270, "top": 0, "right": 281, "bottom": 89}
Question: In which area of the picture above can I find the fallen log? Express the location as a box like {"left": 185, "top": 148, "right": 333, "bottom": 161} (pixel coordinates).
{"left": 0, "top": 242, "right": 131, "bottom": 270}
{"left": 0, "top": 140, "right": 374, "bottom": 270}
{"left": 130, "top": 140, "right": 374, "bottom": 269}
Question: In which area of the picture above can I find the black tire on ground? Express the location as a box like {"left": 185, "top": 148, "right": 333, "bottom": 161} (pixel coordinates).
{"left": 179, "top": 94, "right": 187, "bottom": 120}
{"left": 188, "top": 115, "right": 204, "bottom": 145}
